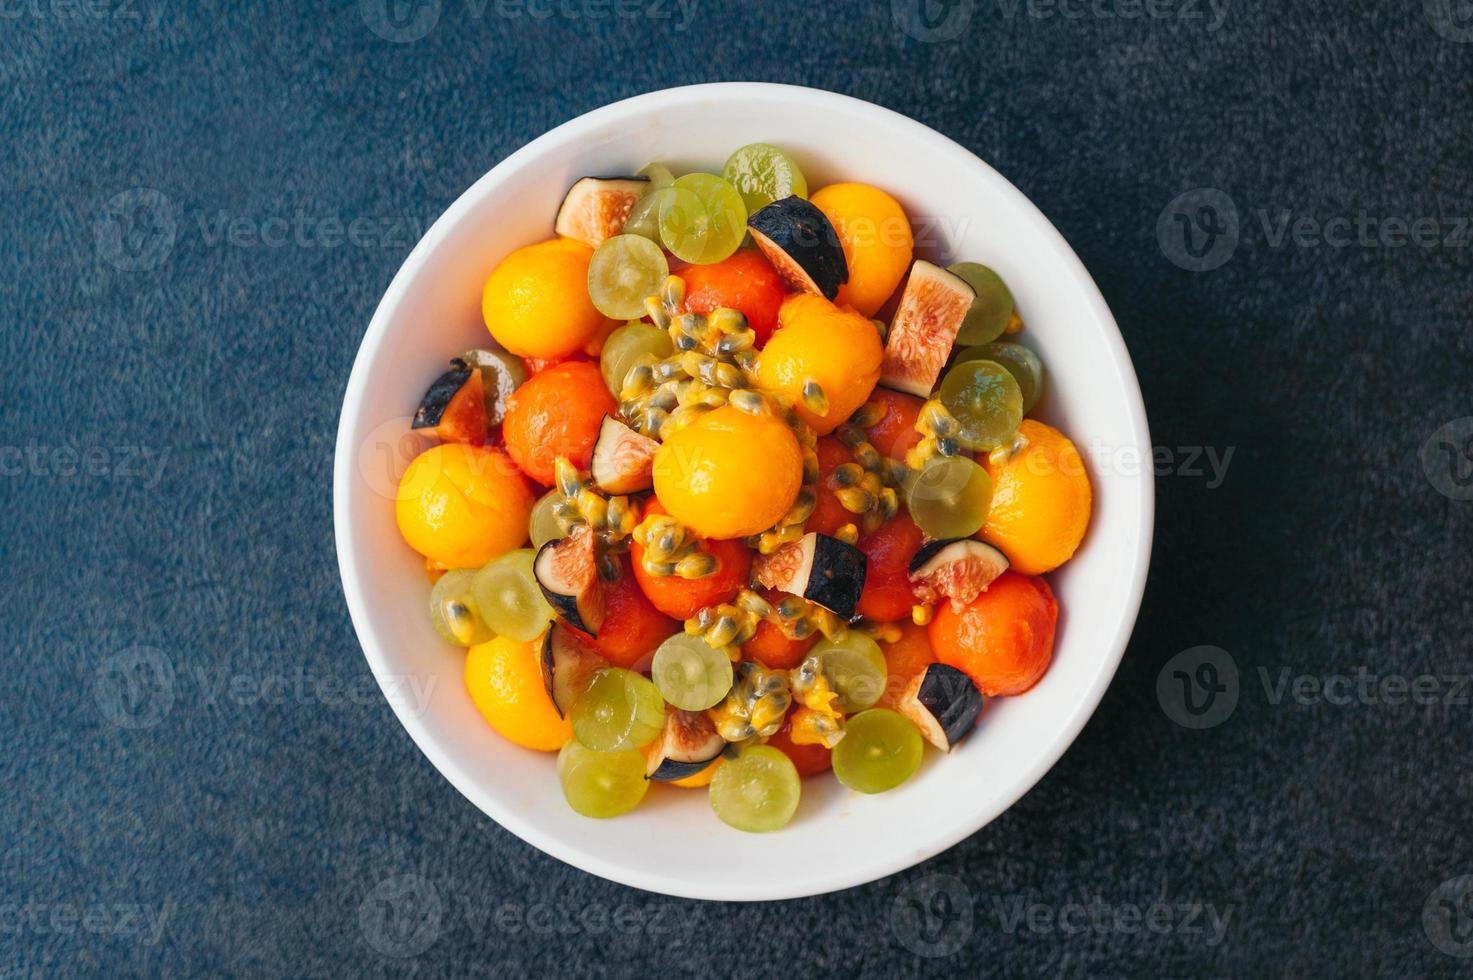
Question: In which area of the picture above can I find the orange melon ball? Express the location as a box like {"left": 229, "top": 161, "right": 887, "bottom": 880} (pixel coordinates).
{"left": 652, "top": 406, "right": 802, "bottom": 539}
{"left": 395, "top": 443, "right": 534, "bottom": 568}
{"left": 482, "top": 238, "right": 610, "bottom": 359}
{"left": 810, "top": 183, "right": 914, "bottom": 317}
{"left": 980, "top": 419, "right": 1092, "bottom": 575}
{"left": 755, "top": 294, "right": 883, "bottom": 435}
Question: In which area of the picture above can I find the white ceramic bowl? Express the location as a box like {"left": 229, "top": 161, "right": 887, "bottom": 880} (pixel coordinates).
{"left": 334, "top": 83, "right": 1152, "bottom": 901}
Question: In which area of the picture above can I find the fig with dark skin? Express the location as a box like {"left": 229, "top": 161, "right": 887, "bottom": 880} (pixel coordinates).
{"left": 747, "top": 196, "right": 849, "bottom": 300}
{"left": 898, "top": 662, "right": 983, "bottom": 752}
{"left": 908, "top": 538, "right": 1009, "bottom": 613}
{"left": 590, "top": 415, "right": 659, "bottom": 495}
{"left": 539, "top": 624, "right": 607, "bottom": 718}
{"left": 412, "top": 360, "right": 487, "bottom": 445}
{"left": 753, "top": 531, "right": 868, "bottom": 620}
{"left": 645, "top": 709, "right": 726, "bottom": 781}
{"left": 533, "top": 527, "right": 605, "bottom": 635}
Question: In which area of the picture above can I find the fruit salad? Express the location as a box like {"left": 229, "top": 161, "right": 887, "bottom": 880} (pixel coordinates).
{"left": 393, "top": 143, "right": 1093, "bottom": 831}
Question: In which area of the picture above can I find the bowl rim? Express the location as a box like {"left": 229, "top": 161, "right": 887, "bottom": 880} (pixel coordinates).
{"left": 334, "top": 81, "right": 1154, "bottom": 901}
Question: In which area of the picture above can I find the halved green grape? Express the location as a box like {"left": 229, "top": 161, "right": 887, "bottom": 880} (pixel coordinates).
{"left": 660, "top": 173, "right": 747, "bottom": 265}
{"left": 637, "top": 161, "right": 676, "bottom": 190}
{"left": 599, "top": 320, "right": 674, "bottom": 396}
{"left": 588, "top": 234, "right": 670, "bottom": 319}
{"left": 831, "top": 709, "right": 924, "bottom": 794}
{"left": 903, "top": 455, "right": 994, "bottom": 540}
{"left": 558, "top": 739, "right": 650, "bottom": 818}
{"left": 948, "top": 262, "right": 1015, "bottom": 346}
{"left": 955, "top": 342, "right": 1044, "bottom": 414}
{"left": 623, "top": 185, "right": 672, "bottom": 241}
{"left": 709, "top": 745, "right": 801, "bottom": 832}
{"left": 810, "top": 631, "right": 888, "bottom": 712}
{"left": 938, "top": 359, "right": 1022, "bottom": 451}
{"left": 429, "top": 569, "right": 495, "bottom": 647}
{"left": 651, "top": 633, "right": 733, "bottom": 711}
{"left": 721, "top": 143, "right": 808, "bottom": 214}
{"left": 470, "top": 548, "right": 555, "bottom": 642}
{"left": 571, "top": 667, "right": 667, "bottom": 751}
{"left": 528, "top": 490, "right": 564, "bottom": 550}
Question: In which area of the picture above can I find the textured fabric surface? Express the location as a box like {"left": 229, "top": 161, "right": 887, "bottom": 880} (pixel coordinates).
{"left": 3, "top": 0, "right": 1472, "bottom": 975}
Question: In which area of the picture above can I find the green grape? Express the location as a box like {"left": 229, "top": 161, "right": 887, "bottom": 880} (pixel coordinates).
{"left": 623, "top": 186, "right": 672, "bottom": 241}
{"left": 651, "top": 633, "right": 733, "bottom": 711}
{"left": 571, "top": 667, "right": 667, "bottom": 751}
{"left": 659, "top": 173, "right": 746, "bottom": 265}
{"left": 831, "top": 709, "right": 924, "bottom": 794}
{"left": 470, "top": 549, "right": 554, "bottom": 642}
{"left": 600, "top": 320, "right": 674, "bottom": 396}
{"left": 428, "top": 569, "right": 495, "bottom": 647}
{"left": 721, "top": 143, "right": 808, "bottom": 214}
{"left": 588, "top": 234, "right": 670, "bottom": 320}
{"left": 903, "top": 455, "right": 994, "bottom": 540}
{"left": 948, "top": 262, "right": 1015, "bottom": 346}
{"left": 810, "top": 632, "right": 888, "bottom": 712}
{"left": 955, "top": 342, "right": 1044, "bottom": 414}
{"left": 557, "top": 740, "right": 650, "bottom": 818}
{"left": 637, "top": 161, "right": 675, "bottom": 190}
{"left": 938, "top": 359, "right": 1022, "bottom": 451}
{"left": 528, "top": 490, "right": 564, "bottom": 550}
{"left": 708, "top": 745, "right": 801, "bottom": 832}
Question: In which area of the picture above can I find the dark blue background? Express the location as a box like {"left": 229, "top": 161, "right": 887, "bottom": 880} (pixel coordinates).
{"left": 4, "top": 0, "right": 1472, "bottom": 975}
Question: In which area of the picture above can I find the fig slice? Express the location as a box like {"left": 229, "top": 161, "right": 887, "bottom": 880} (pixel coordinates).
{"left": 747, "top": 196, "right": 848, "bottom": 299}
{"left": 908, "top": 538, "right": 1009, "bottom": 613}
{"left": 539, "top": 623, "right": 608, "bottom": 718}
{"left": 590, "top": 415, "right": 659, "bottom": 494}
{"left": 752, "top": 532, "right": 867, "bottom": 620}
{"left": 412, "top": 360, "right": 488, "bottom": 445}
{"left": 644, "top": 709, "right": 726, "bottom": 781}
{"left": 554, "top": 176, "right": 651, "bottom": 248}
{"left": 879, "top": 260, "right": 975, "bottom": 397}
{"left": 898, "top": 663, "right": 984, "bottom": 752}
{"left": 533, "top": 526, "right": 605, "bottom": 636}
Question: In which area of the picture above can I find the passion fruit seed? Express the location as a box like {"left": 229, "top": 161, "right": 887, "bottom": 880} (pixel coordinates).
{"left": 631, "top": 511, "right": 718, "bottom": 580}
{"left": 549, "top": 456, "right": 639, "bottom": 549}
{"left": 906, "top": 398, "right": 968, "bottom": 471}
{"left": 788, "top": 666, "right": 846, "bottom": 748}
{"left": 708, "top": 660, "right": 792, "bottom": 744}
